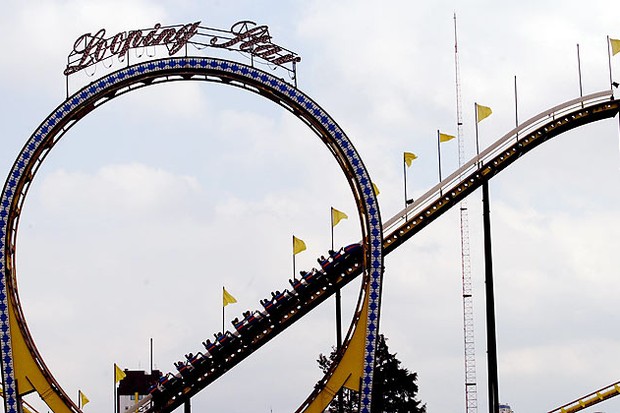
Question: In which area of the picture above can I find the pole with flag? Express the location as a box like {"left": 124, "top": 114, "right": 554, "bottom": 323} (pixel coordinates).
{"left": 222, "top": 287, "right": 237, "bottom": 332}
{"left": 330, "top": 207, "right": 348, "bottom": 345}
{"left": 331, "top": 206, "right": 348, "bottom": 413}
{"left": 403, "top": 152, "right": 418, "bottom": 214}
{"left": 78, "top": 390, "right": 89, "bottom": 409}
{"left": 293, "top": 235, "right": 306, "bottom": 279}
{"left": 330, "top": 207, "right": 348, "bottom": 250}
{"left": 114, "top": 363, "right": 126, "bottom": 413}
{"left": 577, "top": 43, "right": 583, "bottom": 103}
{"left": 608, "top": 36, "right": 620, "bottom": 91}
{"left": 437, "top": 131, "right": 455, "bottom": 195}
{"left": 475, "top": 103, "right": 493, "bottom": 164}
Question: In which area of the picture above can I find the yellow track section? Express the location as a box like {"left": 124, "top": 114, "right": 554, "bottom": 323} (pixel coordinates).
{"left": 5, "top": 252, "right": 78, "bottom": 412}
{"left": 8, "top": 284, "right": 79, "bottom": 413}
{"left": 296, "top": 289, "right": 369, "bottom": 413}
{"left": 548, "top": 381, "right": 620, "bottom": 413}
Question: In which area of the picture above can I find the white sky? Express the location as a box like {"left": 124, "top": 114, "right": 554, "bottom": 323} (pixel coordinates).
{"left": 1, "top": 1, "right": 620, "bottom": 413}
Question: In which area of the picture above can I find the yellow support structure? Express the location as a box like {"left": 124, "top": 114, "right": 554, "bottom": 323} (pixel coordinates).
{"left": 8, "top": 291, "right": 78, "bottom": 413}
{"left": 297, "top": 291, "right": 370, "bottom": 413}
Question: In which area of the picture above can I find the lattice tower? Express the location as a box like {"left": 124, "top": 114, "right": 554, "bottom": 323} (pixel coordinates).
{"left": 454, "top": 13, "right": 478, "bottom": 413}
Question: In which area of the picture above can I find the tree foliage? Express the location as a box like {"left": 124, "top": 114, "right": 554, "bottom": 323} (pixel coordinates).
{"left": 317, "top": 334, "right": 426, "bottom": 413}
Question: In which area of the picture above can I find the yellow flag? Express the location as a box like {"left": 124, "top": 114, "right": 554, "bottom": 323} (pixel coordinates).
{"left": 403, "top": 152, "right": 418, "bottom": 167}
{"left": 223, "top": 287, "right": 237, "bottom": 307}
{"left": 293, "top": 235, "right": 306, "bottom": 255}
{"left": 331, "top": 207, "right": 348, "bottom": 227}
{"left": 79, "top": 390, "right": 89, "bottom": 407}
{"left": 476, "top": 103, "right": 493, "bottom": 123}
{"left": 372, "top": 183, "right": 380, "bottom": 196}
{"left": 611, "top": 38, "right": 620, "bottom": 56}
{"left": 114, "top": 364, "right": 126, "bottom": 383}
{"left": 439, "top": 133, "right": 456, "bottom": 143}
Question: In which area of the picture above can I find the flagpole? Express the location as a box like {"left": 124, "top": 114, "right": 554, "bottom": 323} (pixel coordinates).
{"left": 292, "top": 235, "right": 296, "bottom": 279}
{"left": 78, "top": 390, "right": 80, "bottom": 409}
{"left": 331, "top": 208, "right": 334, "bottom": 251}
{"left": 331, "top": 208, "right": 344, "bottom": 413}
{"left": 608, "top": 36, "right": 614, "bottom": 93}
{"left": 150, "top": 337, "right": 153, "bottom": 374}
{"left": 475, "top": 103, "right": 481, "bottom": 167}
{"left": 222, "top": 286, "right": 225, "bottom": 333}
{"left": 577, "top": 43, "right": 584, "bottom": 107}
{"left": 437, "top": 130, "right": 443, "bottom": 196}
{"left": 403, "top": 155, "right": 408, "bottom": 212}
{"left": 114, "top": 364, "right": 117, "bottom": 413}
{"left": 514, "top": 75, "right": 519, "bottom": 142}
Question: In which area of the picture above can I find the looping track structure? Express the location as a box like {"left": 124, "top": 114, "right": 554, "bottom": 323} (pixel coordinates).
{"left": 0, "top": 57, "right": 383, "bottom": 413}
{"left": 0, "top": 52, "right": 618, "bottom": 413}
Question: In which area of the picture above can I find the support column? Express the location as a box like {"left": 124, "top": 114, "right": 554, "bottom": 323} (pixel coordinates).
{"left": 482, "top": 181, "right": 499, "bottom": 413}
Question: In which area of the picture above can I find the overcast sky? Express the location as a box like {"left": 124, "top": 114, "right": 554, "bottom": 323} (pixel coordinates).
{"left": 1, "top": 1, "right": 620, "bottom": 413}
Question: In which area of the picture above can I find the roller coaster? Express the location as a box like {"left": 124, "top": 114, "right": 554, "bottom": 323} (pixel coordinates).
{"left": 0, "top": 23, "right": 619, "bottom": 413}
{"left": 135, "top": 89, "right": 620, "bottom": 413}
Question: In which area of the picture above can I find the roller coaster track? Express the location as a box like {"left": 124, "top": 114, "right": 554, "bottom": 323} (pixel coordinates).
{"left": 0, "top": 53, "right": 617, "bottom": 413}
{"left": 128, "top": 90, "right": 619, "bottom": 412}
{"left": 547, "top": 380, "right": 620, "bottom": 413}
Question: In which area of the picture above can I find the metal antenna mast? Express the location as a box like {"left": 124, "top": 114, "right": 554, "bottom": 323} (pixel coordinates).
{"left": 454, "top": 12, "right": 478, "bottom": 413}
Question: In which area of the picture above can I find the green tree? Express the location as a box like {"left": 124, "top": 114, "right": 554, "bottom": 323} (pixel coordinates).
{"left": 317, "top": 334, "right": 426, "bottom": 413}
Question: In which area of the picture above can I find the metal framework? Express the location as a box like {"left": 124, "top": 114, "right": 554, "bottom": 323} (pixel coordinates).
{"left": 453, "top": 13, "right": 479, "bottom": 413}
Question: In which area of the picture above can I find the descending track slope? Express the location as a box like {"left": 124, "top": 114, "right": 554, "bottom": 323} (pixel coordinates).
{"left": 133, "top": 90, "right": 619, "bottom": 412}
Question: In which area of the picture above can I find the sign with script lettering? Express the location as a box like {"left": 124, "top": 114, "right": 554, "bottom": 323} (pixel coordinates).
{"left": 64, "top": 22, "right": 200, "bottom": 75}
{"left": 208, "top": 21, "right": 301, "bottom": 66}
{"left": 64, "top": 20, "right": 301, "bottom": 77}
